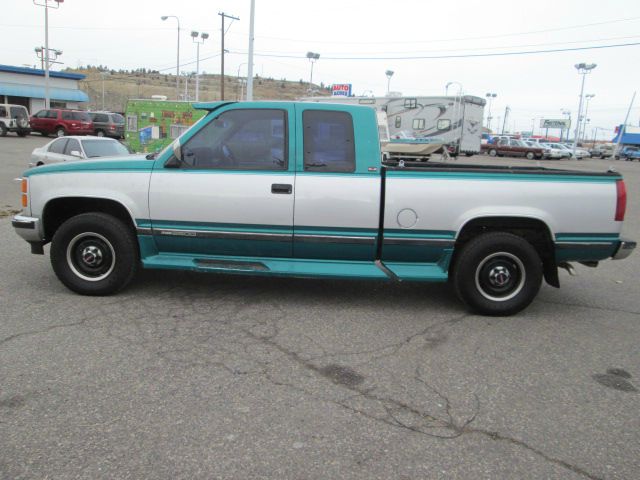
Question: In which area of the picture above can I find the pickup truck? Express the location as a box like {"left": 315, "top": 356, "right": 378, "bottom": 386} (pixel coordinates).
{"left": 482, "top": 138, "right": 549, "bottom": 159}
{"left": 12, "top": 102, "right": 636, "bottom": 316}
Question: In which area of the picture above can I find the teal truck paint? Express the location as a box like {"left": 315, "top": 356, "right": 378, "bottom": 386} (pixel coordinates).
{"left": 13, "top": 101, "right": 636, "bottom": 316}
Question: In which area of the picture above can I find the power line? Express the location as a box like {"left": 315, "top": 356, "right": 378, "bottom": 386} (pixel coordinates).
{"left": 226, "top": 15, "right": 640, "bottom": 45}
{"left": 229, "top": 41, "right": 640, "bottom": 61}
{"left": 237, "top": 34, "right": 640, "bottom": 57}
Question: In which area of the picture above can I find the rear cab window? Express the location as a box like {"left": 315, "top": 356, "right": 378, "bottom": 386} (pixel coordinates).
{"left": 302, "top": 110, "right": 355, "bottom": 173}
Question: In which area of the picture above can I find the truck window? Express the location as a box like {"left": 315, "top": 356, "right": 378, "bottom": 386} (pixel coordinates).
{"left": 412, "top": 118, "right": 425, "bottom": 130}
{"left": 395, "top": 116, "right": 401, "bottom": 128}
{"left": 180, "top": 108, "right": 287, "bottom": 170}
{"left": 303, "top": 110, "right": 355, "bottom": 173}
{"left": 404, "top": 98, "right": 417, "bottom": 109}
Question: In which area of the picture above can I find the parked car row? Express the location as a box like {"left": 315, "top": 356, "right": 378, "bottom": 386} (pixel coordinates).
{"left": 0, "top": 104, "right": 125, "bottom": 139}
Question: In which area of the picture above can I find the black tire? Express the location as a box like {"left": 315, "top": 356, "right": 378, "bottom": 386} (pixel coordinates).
{"left": 525, "top": 152, "right": 535, "bottom": 160}
{"left": 96, "top": 130, "right": 105, "bottom": 137}
{"left": 55, "top": 127, "right": 66, "bottom": 137}
{"left": 0, "top": 123, "right": 7, "bottom": 137}
{"left": 17, "top": 130, "right": 28, "bottom": 137}
{"left": 50, "top": 213, "right": 139, "bottom": 295}
{"left": 488, "top": 149, "right": 497, "bottom": 157}
{"left": 40, "top": 131, "right": 49, "bottom": 137}
{"left": 452, "top": 232, "right": 543, "bottom": 316}
{"left": 465, "top": 152, "right": 474, "bottom": 157}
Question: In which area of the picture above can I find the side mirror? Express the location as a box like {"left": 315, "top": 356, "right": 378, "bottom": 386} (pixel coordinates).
{"left": 172, "top": 140, "right": 182, "bottom": 161}
{"left": 70, "top": 150, "right": 83, "bottom": 158}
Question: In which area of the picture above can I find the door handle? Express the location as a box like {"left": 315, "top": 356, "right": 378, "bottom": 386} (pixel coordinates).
{"left": 271, "top": 183, "right": 292, "bottom": 194}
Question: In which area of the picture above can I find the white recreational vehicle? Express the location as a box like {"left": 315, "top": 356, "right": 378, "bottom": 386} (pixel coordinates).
{"left": 304, "top": 95, "right": 486, "bottom": 156}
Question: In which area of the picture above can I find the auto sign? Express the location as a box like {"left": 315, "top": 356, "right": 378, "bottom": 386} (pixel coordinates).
{"left": 331, "top": 84, "right": 352, "bottom": 96}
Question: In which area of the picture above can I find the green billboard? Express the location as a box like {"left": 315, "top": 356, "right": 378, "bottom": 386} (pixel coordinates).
{"left": 124, "top": 99, "right": 207, "bottom": 153}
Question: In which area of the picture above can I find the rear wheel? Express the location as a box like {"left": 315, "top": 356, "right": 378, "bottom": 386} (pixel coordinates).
{"left": 96, "top": 130, "right": 105, "bottom": 137}
{"left": 525, "top": 152, "right": 535, "bottom": 160}
{"left": 453, "top": 232, "right": 543, "bottom": 316}
{"left": 488, "top": 149, "right": 497, "bottom": 157}
{"left": 0, "top": 123, "right": 7, "bottom": 137}
{"left": 55, "top": 127, "right": 66, "bottom": 137}
{"left": 50, "top": 213, "right": 139, "bottom": 295}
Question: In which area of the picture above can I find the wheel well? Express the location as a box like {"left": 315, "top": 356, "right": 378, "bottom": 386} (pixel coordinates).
{"left": 452, "top": 217, "right": 559, "bottom": 288}
{"left": 42, "top": 197, "right": 136, "bottom": 242}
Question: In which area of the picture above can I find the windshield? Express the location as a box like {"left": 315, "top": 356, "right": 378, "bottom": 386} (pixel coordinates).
{"left": 81, "top": 139, "right": 131, "bottom": 158}
{"left": 10, "top": 106, "right": 28, "bottom": 119}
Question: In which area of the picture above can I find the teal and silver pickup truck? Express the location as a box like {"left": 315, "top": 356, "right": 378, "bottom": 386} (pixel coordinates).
{"left": 12, "top": 102, "right": 635, "bottom": 315}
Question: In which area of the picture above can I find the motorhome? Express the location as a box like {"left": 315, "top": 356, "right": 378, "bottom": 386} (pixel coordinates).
{"left": 303, "top": 94, "right": 486, "bottom": 156}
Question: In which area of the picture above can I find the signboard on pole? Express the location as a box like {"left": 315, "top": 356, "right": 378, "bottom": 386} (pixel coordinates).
{"left": 540, "top": 119, "right": 571, "bottom": 129}
{"left": 331, "top": 84, "right": 352, "bottom": 96}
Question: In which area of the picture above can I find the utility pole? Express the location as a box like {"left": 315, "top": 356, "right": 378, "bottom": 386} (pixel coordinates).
{"left": 246, "top": 0, "right": 255, "bottom": 101}
{"left": 501, "top": 106, "right": 510, "bottom": 134}
{"left": 219, "top": 11, "right": 239, "bottom": 101}
{"left": 615, "top": 91, "right": 636, "bottom": 157}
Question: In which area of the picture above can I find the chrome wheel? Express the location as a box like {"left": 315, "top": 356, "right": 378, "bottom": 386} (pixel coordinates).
{"left": 66, "top": 232, "right": 116, "bottom": 282}
{"left": 474, "top": 252, "right": 526, "bottom": 302}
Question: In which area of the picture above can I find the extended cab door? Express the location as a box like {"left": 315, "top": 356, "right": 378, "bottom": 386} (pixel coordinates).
{"left": 292, "top": 105, "right": 381, "bottom": 260}
{"left": 148, "top": 104, "right": 296, "bottom": 258}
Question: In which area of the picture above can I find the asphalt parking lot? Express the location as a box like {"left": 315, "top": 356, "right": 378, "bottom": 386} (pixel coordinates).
{"left": 1, "top": 135, "right": 639, "bottom": 479}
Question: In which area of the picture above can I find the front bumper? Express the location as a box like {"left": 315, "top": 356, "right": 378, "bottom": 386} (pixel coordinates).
{"left": 612, "top": 238, "right": 636, "bottom": 260}
{"left": 11, "top": 215, "right": 43, "bottom": 243}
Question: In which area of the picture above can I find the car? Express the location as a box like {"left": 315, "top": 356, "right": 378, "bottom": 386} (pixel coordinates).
{"left": 29, "top": 108, "right": 94, "bottom": 137}
{"left": 590, "top": 143, "right": 615, "bottom": 159}
{"left": 481, "top": 138, "right": 546, "bottom": 159}
{"left": 615, "top": 146, "right": 640, "bottom": 161}
{"left": 29, "top": 136, "right": 133, "bottom": 167}
{"left": 0, "top": 104, "right": 31, "bottom": 137}
{"left": 547, "top": 143, "right": 590, "bottom": 159}
{"left": 12, "top": 101, "right": 636, "bottom": 316}
{"left": 523, "top": 141, "right": 564, "bottom": 159}
{"left": 536, "top": 143, "right": 571, "bottom": 159}
{"left": 89, "top": 111, "right": 125, "bottom": 139}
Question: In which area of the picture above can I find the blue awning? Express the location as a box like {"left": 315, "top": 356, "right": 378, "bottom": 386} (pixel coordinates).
{"left": 611, "top": 125, "right": 640, "bottom": 145}
{"left": 0, "top": 82, "right": 89, "bottom": 102}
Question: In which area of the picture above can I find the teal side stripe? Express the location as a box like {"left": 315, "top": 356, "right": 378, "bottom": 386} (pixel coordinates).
{"left": 23, "top": 159, "right": 153, "bottom": 177}
{"left": 384, "top": 229, "right": 456, "bottom": 239}
{"left": 146, "top": 219, "right": 292, "bottom": 234}
{"left": 555, "top": 233, "right": 620, "bottom": 242}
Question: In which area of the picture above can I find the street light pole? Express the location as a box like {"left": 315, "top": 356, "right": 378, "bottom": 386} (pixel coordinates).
{"left": 33, "top": 0, "right": 63, "bottom": 110}
{"left": 573, "top": 63, "right": 597, "bottom": 156}
{"left": 306, "top": 52, "right": 320, "bottom": 88}
{"left": 191, "top": 31, "right": 209, "bottom": 102}
{"left": 580, "top": 94, "right": 595, "bottom": 142}
{"left": 485, "top": 93, "right": 497, "bottom": 132}
{"left": 385, "top": 70, "right": 394, "bottom": 95}
{"left": 161, "top": 15, "right": 181, "bottom": 100}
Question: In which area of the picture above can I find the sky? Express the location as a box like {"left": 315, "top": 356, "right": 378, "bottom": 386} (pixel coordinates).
{"left": 4, "top": 0, "right": 640, "bottom": 139}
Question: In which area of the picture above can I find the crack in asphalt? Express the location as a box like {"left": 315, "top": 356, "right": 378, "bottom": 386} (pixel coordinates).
{"left": 0, "top": 287, "right": 606, "bottom": 480}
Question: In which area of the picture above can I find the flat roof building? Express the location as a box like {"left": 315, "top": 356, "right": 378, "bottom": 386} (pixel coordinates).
{"left": 0, "top": 64, "right": 89, "bottom": 114}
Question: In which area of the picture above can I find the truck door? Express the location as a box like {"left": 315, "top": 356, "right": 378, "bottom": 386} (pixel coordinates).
{"left": 148, "top": 105, "right": 296, "bottom": 258}
{"left": 292, "top": 105, "right": 381, "bottom": 261}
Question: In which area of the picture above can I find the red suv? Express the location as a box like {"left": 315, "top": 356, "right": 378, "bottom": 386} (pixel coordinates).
{"left": 30, "top": 109, "right": 94, "bottom": 137}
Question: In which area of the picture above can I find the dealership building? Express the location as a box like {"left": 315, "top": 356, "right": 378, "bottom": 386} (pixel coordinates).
{"left": 0, "top": 64, "right": 89, "bottom": 114}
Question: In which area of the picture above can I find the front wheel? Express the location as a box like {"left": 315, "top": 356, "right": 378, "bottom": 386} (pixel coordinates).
{"left": 488, "top": 149, "right": 497, "bottom": 157}
{"left": 525, "top": 152, "right": 535, "bottom": 160}
{"left": 452, "top": 232, "right": 543, "bottom": 316}
{"left": 0, "top": 123, "right": 7, "bottom": 137}
{"left": 50, "top": 213, "right": 139, "bottom": 295}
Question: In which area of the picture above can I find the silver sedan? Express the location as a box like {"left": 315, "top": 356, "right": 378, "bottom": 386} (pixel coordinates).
{"left": 29, "top": 136, "right": 133, "bottom": 168}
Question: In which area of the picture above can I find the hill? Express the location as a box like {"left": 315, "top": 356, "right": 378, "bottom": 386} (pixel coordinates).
{"left": 69, "top": 67, "right": 331, "bottom": 112}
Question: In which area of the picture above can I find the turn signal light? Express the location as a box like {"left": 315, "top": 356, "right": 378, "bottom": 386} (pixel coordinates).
{"left": 615, "top": 179, "right": 626, "bottom": 221}
{"left": 21, "top": 178, "right": 28, "bottom": 208}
